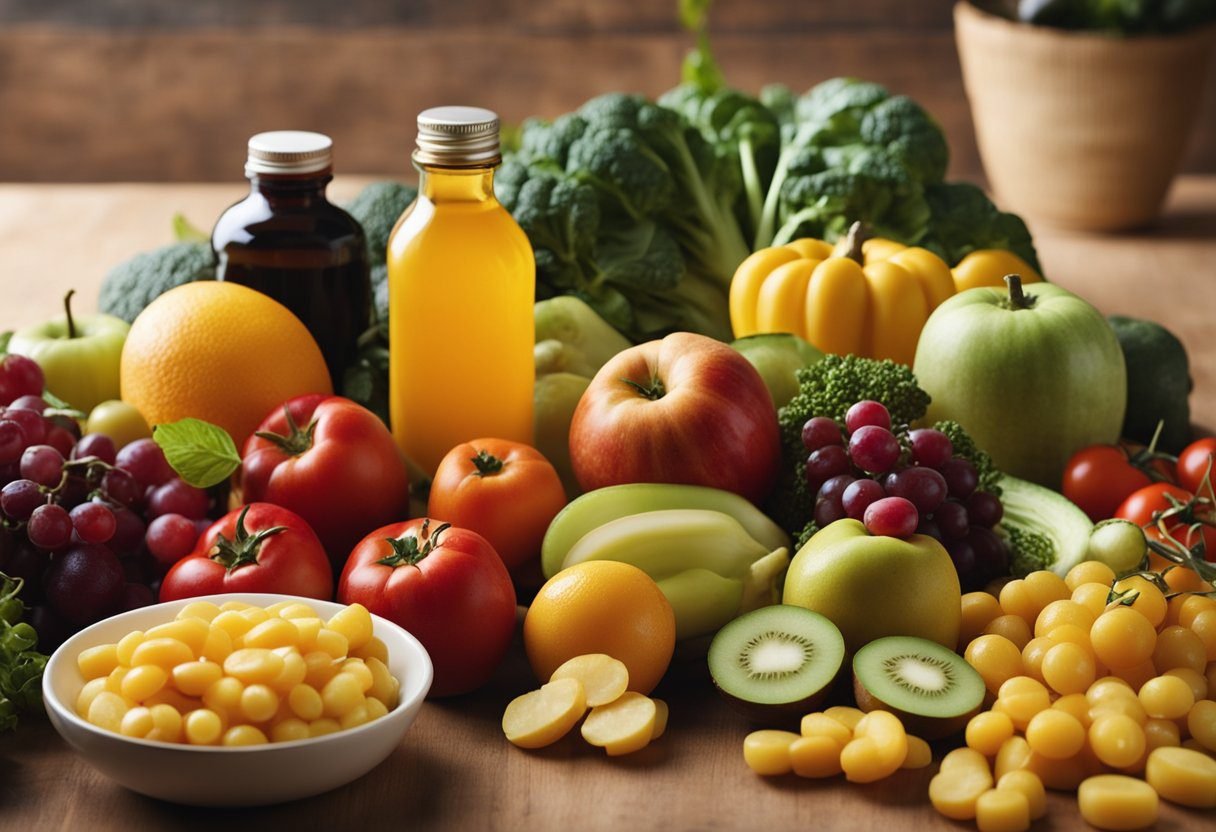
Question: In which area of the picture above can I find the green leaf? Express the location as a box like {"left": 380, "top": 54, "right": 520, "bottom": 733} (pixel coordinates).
{"left": 0, "top": 331, "right": 11, "bottom": 355}
{"left": 679, "top": 0, "right": 714, "bottom": 31}
{"left": 172, "top": 213, "right": 210, "bottom": 244}
{"left": 153, "top": 417, "right": 241, "bottom": 488}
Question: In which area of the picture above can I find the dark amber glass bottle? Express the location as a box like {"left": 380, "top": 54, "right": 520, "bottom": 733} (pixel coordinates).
{"left": 212, "top": 131, "right": 369, "bottom": 389}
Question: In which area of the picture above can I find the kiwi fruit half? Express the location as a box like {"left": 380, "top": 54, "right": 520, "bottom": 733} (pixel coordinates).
{"left": 708, "top": 605, "right": 845, "bottom": 722}
{"left": 852, "top": 635, "right": 985, "bottom": 739}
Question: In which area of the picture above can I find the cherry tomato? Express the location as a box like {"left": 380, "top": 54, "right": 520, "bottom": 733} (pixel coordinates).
{"left": 1177, "top": 437, "right": 1216, "bottom": 496}
{"left": 428, "top": 438, "right": 567, "bottom": 572}
{"left": 338, "top": 518, "right": 516, "bottom": 697}
{"left": 1114, "top": 483, "right": 1199, "bottom": 526}
{"left": 159, "top": 503, "right": 333, "bottom": 602}
{"left": 240, "top": 395, "right": 409, "bottom": 569}
{"left": 1062, "top": 445, "right": 1154, "bottom": 522}
{"left": 1146, "top": 522, "right": 1216, "bottom": 565}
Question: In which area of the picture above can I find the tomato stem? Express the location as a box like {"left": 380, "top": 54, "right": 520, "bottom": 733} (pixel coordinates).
{"left": 254, "top": 405, "right": 318, "bottom": 457}
{"left": 470, "top": 449, "right": 504, "bottom": 477}
{"left": 208, "top": 504, "right": 287, "bottom": 573}
{"left": 376, "top": 518, "right": 451, "bottom": 568}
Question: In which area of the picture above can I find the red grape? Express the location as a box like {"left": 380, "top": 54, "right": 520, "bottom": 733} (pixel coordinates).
{"left": 967, "top": 491, "right": 1004, "bottom": 528}
{"left": 19, "top": 444, "right": 63, "bottom": 487}
{"left": 27, "top": 503, "right": 72, "bottom": 550}
{"left": 848, "top": 425, "right": 901, "bottom": 474}
{"left": 9, "top": 395, "right": 48, "bottom": 413}
{"left": 72, "top": 433, "right": 117, "bottom": 466}
{"left": 818, "top": 474, "right": 856, "bottom": 503}
{"left": 916, "top": 517, "right": 943, "bottom": 542}
{"left": 115, "top": 438, "right": 175, "bottom": 489}
{"left": 45, "top": 426, "right": 76, "bottom": 458}
{"left": 119, "top": 582, "right": 155, "bottom": 612}
{"left": 43, "top": 543, "right": 125, "bottom": 626}
{"left": 147, "top": 478, "right": 209, "bottom": 521}
{"left": 940, "top": 457, "right": 979, "bottom": 500}
{"left": 935, "top": 499, "right": 970, "bottom": 540}
{"left": 842, "top": 478, "right": 885, "bottom": 521}
{"left": 3, "top": 407, "right": 46, "bottom": 446}
{"left": 109, "top": 507, "right": 147, "bottom": 554}
{"left": 1, "top": 479, "right": 44, "bottom": 520}
{"left": 864, "top": 496, "right": 919, "bottom": 538}
{"left": 885, "top": 466, "right": 948, "bottom": 514}
{"left": 845, "top": 400, "right": 891, "bottom": 434}
{"left": 145, "top": 513, "right": 200, "bottom": 571}
{"left": 70, "top": 501, "right": 117, "bottom": 544}
{"left": 814, "top": 496, "right": 847, "bottom": 528}
{"left": 0, "top": 420, "right": 27, "bottom": 464}
{"left": 946, "top": 538, "right": 977, "bottom": 582}
{"left": 969, "top": 527, "right": 1008, "bottom": 583}
{"left": 3, "top": 543, "right": 46, "bottom": 599}
{"left": 909, "top": 428, "right": 953, "bottom": 469}
{"left": 101, "top": 468, "right": 142, "bottom": 509}
{"left": 801, "top": 417, "right": 844, "bottom": 452}
{"left": 805, "top": 445, "right": 852, "bottom": 486}
{"left": 0, "top": 354, "right": 44, "bottom": 407}
{"left": 0, "top": 462, "right": 18, "bottom": 486}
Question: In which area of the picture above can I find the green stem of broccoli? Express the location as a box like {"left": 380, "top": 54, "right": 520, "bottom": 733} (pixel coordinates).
{"left": 738, "top": 136, "right": 764, "bottom": 240}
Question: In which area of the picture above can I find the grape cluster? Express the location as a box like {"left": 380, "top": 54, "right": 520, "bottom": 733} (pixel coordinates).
{"left": 801, "top": 400, "right": 1007, "bottom": 591}
{"left": 0, "top": 387, "right": 215, "bottom": 649}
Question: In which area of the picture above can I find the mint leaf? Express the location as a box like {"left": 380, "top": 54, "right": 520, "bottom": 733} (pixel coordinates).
{"left": 153, "top": 418, "right": 241, "bottom": 488}
{"left": 172, "top": 213, "right": 210, "bottom": 243}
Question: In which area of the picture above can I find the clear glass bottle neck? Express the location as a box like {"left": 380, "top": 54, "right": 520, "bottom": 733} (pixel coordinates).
{"left": 416, "top": 164, "right": 497, "bottom": 203}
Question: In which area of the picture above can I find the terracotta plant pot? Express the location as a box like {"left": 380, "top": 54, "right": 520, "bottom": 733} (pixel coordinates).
{"left": 954, "top": 2, "right": 1216, "bottom": 231}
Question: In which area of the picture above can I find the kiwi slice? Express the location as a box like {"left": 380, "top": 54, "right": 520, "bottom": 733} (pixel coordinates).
{"left": 708, "top": 605, "right": 845, "bottom": 722}
{"left": 852, "top": 636, "right": 985, "bottom": 739}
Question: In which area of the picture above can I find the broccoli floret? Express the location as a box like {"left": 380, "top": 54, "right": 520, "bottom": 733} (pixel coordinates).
{"left": 921, "top": 182, "right": 1040, "bottom": 270}
{"left": 1004, "top": 525, "right": 1056, "bottom": 577}
{"left": 795, "top": 78, "right": 891, "bottom": 135}
{"left": 99, "top": 241, "right": 215, "bottom": 323}
{"left": 370, "top": 262, "right": 388, "bottom": 323}
{"left": 859, "top": 96, "right": 949, "bottom": 185}
{"left": 345, "top": 181, "right": 417, "bottom": 265}
{"left": 769, "top": 355, "right": 931, "bottom": 532}
{"left": 934, "top": 419, "right": 1003, "bottom": 497}
{"left": 772, "top": 162, "right": 931, "bottom": 246}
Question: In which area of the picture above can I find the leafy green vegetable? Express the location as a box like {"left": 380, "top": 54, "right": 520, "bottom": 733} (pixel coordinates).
{"left": 0, "top": 574, "right": 48, "bottom": 731}
{"left": 152, "top": 418, "right": 241, "bottom": 488}
{"left": 99, "top": 239, "right": 216, "bottom": 323}
{"left": 345, "top": 181, "right": 417, "bottom": 266}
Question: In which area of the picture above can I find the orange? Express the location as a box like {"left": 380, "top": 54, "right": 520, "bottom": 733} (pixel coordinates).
{"left": 524, "top": 561, "right": 675, "bottom": 695}
{"left": 120, "top": 282, "right": 331, "bottom": 446}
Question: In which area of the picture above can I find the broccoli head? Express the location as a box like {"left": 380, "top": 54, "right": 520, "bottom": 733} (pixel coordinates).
{"left": 99, "top": 241, "right": 215, "bottom": 323}
{"left": 795, "top": 77, "right": 891, "bottom": 136}
{"left": 1004, "top": 525, "right": 1056, "bottom": 577}
{"left": 345, "top": 181, "right": 417, "bottom": 265}
{"left": 859, "top": 96, "right": 949, "bottom": 185}
{"left": 921, "top": 182, "right": 1041, "bottom": 270}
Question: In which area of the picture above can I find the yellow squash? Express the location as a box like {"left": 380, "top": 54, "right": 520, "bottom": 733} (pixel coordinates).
{"left": 729, "top": 224, "right": 955, "bottom": 367}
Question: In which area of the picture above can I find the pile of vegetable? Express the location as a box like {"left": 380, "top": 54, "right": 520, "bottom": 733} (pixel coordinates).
{"left": 978, "top": 0, "right": 1216, "bottom": 33}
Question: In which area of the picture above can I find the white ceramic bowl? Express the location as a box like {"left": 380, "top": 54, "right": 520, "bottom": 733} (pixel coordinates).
{"left": 42, "top": 593, "right": 432, "bottom": 807}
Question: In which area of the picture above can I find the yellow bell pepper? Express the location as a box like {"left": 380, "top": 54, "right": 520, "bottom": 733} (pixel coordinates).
{"left": 729, "top": 224, "right": 955, "bottom": 367}
{"left": 952, "top": 250, "right": 1043, "bottom": 293}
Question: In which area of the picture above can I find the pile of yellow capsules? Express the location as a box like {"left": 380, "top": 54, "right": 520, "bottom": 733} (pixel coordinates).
{"left": 74, "top": 600, "right": 400, "bottom": 746}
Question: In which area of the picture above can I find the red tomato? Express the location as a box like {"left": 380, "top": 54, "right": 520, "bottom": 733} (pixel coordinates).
{"left": 160, "top": 503, "right": 333, "bottom": 602}
{"left": 427, "top": 438, "right": 567, "bottom": 572}
{"left": 338, "top": 518, "right": 516, "bottom": 697}
{"left": 1178, "top": 437, "right": 1216, "bottom": 496}
{"left": 1147, "top": 522, "right": 1216, "bottom": 564}
{"left": 240, "top": 394, "right": 409, "bottom": 569}
{"left": 1114, "top": 483, "right": 1200, "bottom": 527}
{"left": 1062, "top": 445, "right": 1154, "bottom": 522}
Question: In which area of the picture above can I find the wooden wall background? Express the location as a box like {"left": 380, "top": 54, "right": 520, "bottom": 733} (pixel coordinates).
{"left": 0, "top": 0, "right": 1213, "bottom": 182}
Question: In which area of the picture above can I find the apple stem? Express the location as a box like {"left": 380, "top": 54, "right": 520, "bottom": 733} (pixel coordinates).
{"left": 843, "top": 221, "right": 869, "bottom": 266}
{"left": 620, "top": 376, "right": 666, "bottom": 401}
{"left": 63, "top": 289, "right": 78, "bottom": 339}
{"left": 1003, "top": 274, "right": 1036, "bottom": 310}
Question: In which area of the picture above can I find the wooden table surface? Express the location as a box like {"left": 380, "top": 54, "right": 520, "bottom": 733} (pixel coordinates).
{"left": 1, "top": 178, "right": 1215, "bottom": 830}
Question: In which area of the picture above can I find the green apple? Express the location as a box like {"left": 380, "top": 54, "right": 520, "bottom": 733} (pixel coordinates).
{"left": 730, "top": 333, "right": 824, "bottom": 410}
{"left": 8, "top": 292, "right": 129, "bottom": 412}
{"left": 533, "top": 372, "right": 591, "bottom": 499}
{"left": 913, "top": 276, "right": 1125, "bottom": 487}
{"left": 782, "top": 519, "right": 961, "bottom": 652}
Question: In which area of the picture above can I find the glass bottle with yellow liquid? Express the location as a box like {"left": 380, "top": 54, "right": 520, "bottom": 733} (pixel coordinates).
{"left": 387, "top": 107, "right": 535, "bottom": 475}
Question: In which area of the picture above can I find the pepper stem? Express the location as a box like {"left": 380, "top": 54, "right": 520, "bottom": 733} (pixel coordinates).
{"left": 843, "top": 221, "right": 869, "bottom": 265}
{"left": 470, "top": 449, "right": 504, "bottom": 477}
{"left": 63, "top": 289, "right": 78, "bottom": 339}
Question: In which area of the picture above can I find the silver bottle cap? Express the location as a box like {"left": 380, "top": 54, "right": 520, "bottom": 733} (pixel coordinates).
{"left": 413, "top": 106, "right": 501, "bottom": 167}
{"left": 246, "top": 131, "right": 333, "bottom": 177}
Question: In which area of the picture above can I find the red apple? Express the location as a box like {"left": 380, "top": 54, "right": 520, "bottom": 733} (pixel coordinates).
{"left": 569, "top": 332, "right": 781, "bottom": 504}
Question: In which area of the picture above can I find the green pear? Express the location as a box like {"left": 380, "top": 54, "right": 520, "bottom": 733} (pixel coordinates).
{"left": 782, "top": 519, "right": 960, "bottom": 653}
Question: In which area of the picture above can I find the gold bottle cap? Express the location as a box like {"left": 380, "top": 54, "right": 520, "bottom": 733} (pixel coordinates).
{"left": 246, "top": 131, "right": 333, "bottom": 176}
{"left": 413, "top": 106, "right": 501, "bottom": 167}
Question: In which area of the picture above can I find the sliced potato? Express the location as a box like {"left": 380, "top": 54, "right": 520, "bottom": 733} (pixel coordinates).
{"left": 581, "top": 692, "right": 656, "bottom": 756}
{"left": 550, "top": 653, "right": 630, "bottom": 707}
{"left": 502, "top": 678, "right": 587, "bottom": 749}
{"left": 651, "top": 699, "right": 669, "bottom": 741}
